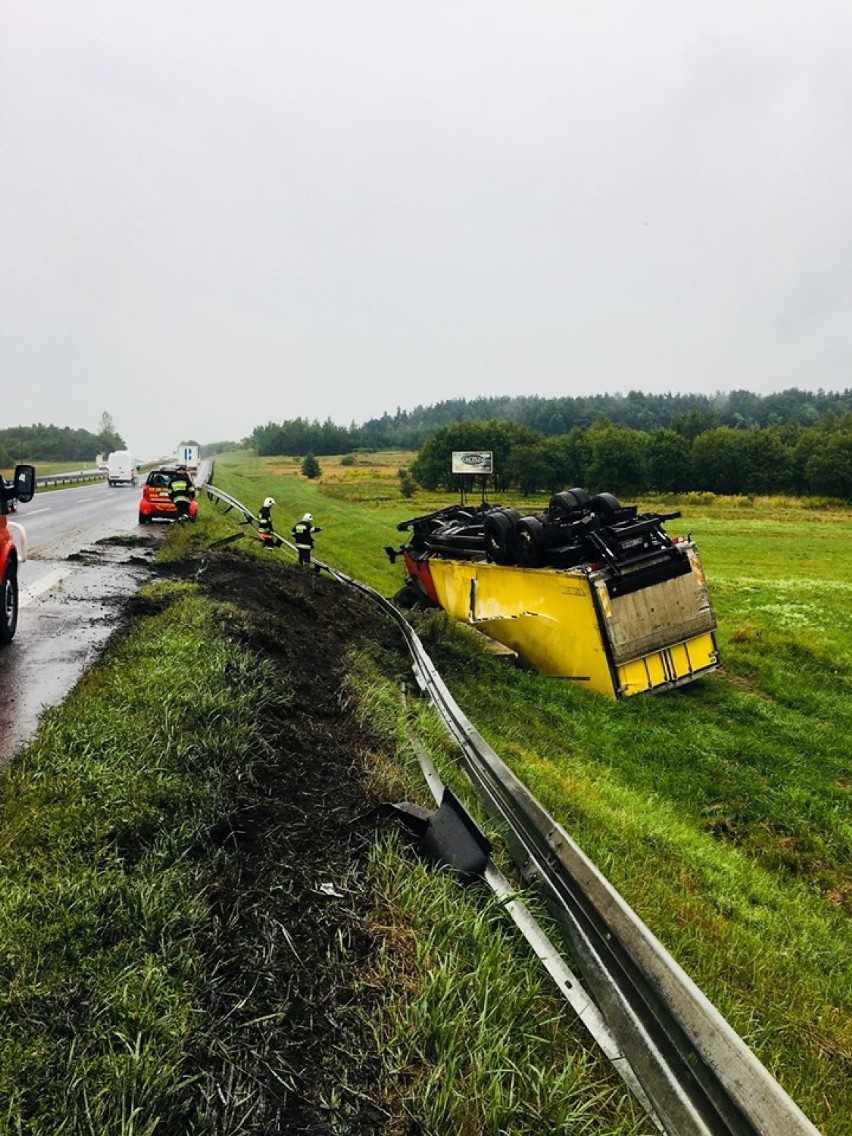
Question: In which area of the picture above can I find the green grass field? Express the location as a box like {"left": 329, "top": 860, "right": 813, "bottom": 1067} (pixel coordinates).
{"left": 0, "top": 501, "right": 653, "bottom": 1135}
{"left": 207, "top": 451, "right": 852, "bottom": 1134}
{"left": 0, "top": 450, "right": 847, "bottom": 1134}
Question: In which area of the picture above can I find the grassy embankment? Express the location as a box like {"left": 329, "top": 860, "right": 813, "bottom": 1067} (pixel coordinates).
{"left": 0, "top": 448, "right": 847, "bottom": 1132}
{"left": 208, "top": 450, "right": 852, "bottom": 1135}
{"left": 14, "top": 461, "right": 99, "bottom": 475}
{"left": 0, "top": 465, "right": 653, "bottom": 1134}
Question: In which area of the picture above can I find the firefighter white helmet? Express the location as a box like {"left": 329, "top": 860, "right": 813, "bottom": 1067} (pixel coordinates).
{"left": 302, "top": 512, "right": 312, "bottom": 521}
{"left": 264, "top": 497, "right": 275, "bottom": 507}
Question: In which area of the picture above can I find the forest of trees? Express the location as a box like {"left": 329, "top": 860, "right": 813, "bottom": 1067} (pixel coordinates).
{"left": 244, "top": 389, "right": 852, "bottom": 500}
{"left": 358, "top": 388, "right": 852, "bottom": 450}
{"left": 5, "top": 391, "right": 852, "bottom": 499}
{"left": 0, "top": 415, "right": 125, "bottom": 466}
{"left": 248, "top": 418, "right": 356, "bottom": 457}
{"left": 409, "top": 414, "right": 852, "bottom": 500}
{"left": 247, "top": 388, "right": 852, "bottom": 457}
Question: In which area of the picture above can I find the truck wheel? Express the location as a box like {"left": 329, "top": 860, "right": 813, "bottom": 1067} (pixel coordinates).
{"left": 549, "top": 488, "right": 590, "bottom": 516}
{"left": 484, "top": 509, "right": 519, "bottom": 564}
{"left": 0, "top": 560, "right": 18, "bottom": 645}
{"left": 589, "top": 492, "right": 621, "bottom": 521}
{"left": 515, "top": 516, "right": 546, "bottom": 567}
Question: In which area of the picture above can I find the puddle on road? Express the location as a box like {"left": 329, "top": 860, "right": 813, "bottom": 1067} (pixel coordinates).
{"left": 0, "top": 535, "right": 165, "bottom": 765}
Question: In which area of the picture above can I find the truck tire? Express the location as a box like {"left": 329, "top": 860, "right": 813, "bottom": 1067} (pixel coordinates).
{"left": 549, "top": 488, "right": 590, "bottom": 516}
{"left": 515, "top": 516, "right": 546, "bottom": 567}
{"left": 484, "top": 509, "right": 519, "bottom": 565}
{"left": 589, "top": 492, "right": 621, "bottom": 521}
{"left": 1, "top": 559, "right": 18, "bottom": 645}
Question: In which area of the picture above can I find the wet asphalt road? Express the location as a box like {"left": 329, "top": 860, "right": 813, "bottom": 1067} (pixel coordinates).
{"left": 1, "top": 480, "right": 166, "bottom": 765}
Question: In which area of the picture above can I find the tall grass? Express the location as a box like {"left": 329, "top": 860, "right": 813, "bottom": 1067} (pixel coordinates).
{"left": 344, "top": 654, "right": 652, "bottom": 1135}
{"left": 204, "top": 452, "right": 851, "bottom": 1134}
{"left": 0, "top": 540, "right": 658, "bottom": 1134}
{"left": 0, "top": 585, "right": 287, "bottom": 1132}
{"left": 5, "top": 455, "right": 845, "bottom": 1132}
{"left": 363, "top": 837, "right": 650, "bottom": 1136}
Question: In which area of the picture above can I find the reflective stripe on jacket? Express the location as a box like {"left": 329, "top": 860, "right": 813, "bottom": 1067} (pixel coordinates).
{"left": 291, "top": 521, "right": 315, "bottom": 548}
{"left": 170, "top": 478, "right": 192, "bottom": 503}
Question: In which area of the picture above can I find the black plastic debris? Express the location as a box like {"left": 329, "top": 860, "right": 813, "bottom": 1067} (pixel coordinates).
{"left": 357, "top": 788, "right": 492, "bottom": 878}
{"left": 419, "top": 789, "right": 492, "bottom": 876}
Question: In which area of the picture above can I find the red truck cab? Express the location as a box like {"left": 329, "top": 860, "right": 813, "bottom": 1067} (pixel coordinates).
{"left": 1, "top": 465, "right": 36, "bottom": 644}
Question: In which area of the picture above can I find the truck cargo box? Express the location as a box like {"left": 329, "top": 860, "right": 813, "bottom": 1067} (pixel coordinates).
{"left": 390, "top": 491, "right": 720, "bottom": 699}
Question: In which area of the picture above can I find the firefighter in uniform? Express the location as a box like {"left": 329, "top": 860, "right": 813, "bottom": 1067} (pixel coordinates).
{"left": 291, "top": 512, "right": 322, "bottom": 566}
{"left": 169, "top": 468, "right": 194, "bottom": 521}
{"left": 257, "top": 497, "right": 281, "bottom": 547}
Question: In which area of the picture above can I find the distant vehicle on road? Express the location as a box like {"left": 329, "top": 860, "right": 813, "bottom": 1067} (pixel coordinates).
{"left": 175, "top": 444, "right": 200, "bottom": 474}
{"left": 1, "top": 465, "right": 36, "bottom": 644}
{"left": 106, "top": 450, "right": 138, "bottom": 487}
{"left": 138, "top": 468, "right": 198, "bottom": 524}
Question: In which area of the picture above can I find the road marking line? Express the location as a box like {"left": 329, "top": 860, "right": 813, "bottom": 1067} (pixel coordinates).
{"left": 22, "top": 507, "right": 52, "bottom": 516}
{"left": 19, "top": 567, "right": 71, "bottom": 607}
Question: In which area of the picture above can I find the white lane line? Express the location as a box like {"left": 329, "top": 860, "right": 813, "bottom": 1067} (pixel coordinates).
{"left": 23, "top": 507, "right": 52, "bottom": 516}
{"left": 19, "top": 567, "right": 71, "bottom": 607}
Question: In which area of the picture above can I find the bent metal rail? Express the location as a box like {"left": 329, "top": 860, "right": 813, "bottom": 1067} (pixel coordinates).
{"left": 202, "top": 482, "right": 821, "bottom": 1136}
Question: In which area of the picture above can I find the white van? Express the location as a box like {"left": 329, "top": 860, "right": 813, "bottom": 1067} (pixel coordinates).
{"left": 106, "top": 450, "right": 138, "bottom": 487}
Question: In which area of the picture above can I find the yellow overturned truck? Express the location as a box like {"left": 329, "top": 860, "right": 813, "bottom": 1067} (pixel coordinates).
{"left": 387, "top": 489, "right": 719, "bottom": 699}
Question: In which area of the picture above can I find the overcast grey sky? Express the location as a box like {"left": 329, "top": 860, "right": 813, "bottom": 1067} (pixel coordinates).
{"left": 2, "top": 1, "right": 851, "bottom": 459}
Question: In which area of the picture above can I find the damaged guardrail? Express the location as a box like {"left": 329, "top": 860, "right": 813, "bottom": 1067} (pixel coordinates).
{"left": 332, "top": 573, "right": 821, "bottom": 1136}
{"left": 202, "top": 483, "right": 284, "bottom": 539}
{"left": 202, "top": 480, "right": 822, "bottom": 1136}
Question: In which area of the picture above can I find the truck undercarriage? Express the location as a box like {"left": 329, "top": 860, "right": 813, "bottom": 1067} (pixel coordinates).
{"left": 387, "top": 489, "right": 720, "bottom": 698}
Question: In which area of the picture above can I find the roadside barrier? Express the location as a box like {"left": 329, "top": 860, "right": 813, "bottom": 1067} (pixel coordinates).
{"left": 36, "top": 469, "right": 104, "bottom": 487}
{"left": 202, "top": 481, "right": 822, "bottom": 1136}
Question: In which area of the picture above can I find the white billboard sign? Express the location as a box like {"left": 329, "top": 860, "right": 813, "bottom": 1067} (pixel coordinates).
{"left": 451, "top": 450, "right": 493, "bottom": 475}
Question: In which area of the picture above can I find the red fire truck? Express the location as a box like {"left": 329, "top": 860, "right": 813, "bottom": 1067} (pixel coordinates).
{"left": 1, "top": 465, "right": 36, "bottom": 644}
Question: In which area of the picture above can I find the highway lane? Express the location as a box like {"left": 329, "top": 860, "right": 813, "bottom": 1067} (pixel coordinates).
{"left": 1, "top": 480, "right": 166, "bottom": 764}
{"left": 19, "top": 479, "right": 143, "bottom": 559}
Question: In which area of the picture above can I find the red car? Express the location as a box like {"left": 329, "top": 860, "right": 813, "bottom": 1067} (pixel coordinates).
{"left": 138, "top": 469, "right": 198, "bottom": 524}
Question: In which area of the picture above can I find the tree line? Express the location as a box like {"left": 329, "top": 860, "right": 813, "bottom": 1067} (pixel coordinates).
{"left": 6, "top": 391, "right": 852, "bottom": 499}
{"left": 0, "top": 418, "right": 125, "bottom": 467}
{"left": 246, "top": 388, "right": 852, "bottom": 458}
{"left": 409, "top": 414, "right": 852, "bottom": 500}
{"left": 248, "top": 418, "right": 356, "bottom": 457}
{"left": 359, "top": 388, "right": 852, "bottom": 449}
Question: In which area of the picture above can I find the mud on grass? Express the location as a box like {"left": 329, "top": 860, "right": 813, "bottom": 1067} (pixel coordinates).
{"left": 185, "top": 552, "right": 408, "bottom": 1134}
{"left": 0, "top": 549, "right": 412, "bottom": 1135}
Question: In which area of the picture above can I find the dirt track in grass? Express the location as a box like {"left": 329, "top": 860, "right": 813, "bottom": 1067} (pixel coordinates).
{"left": 155, "top": 548, "right": 415, "bottom": 1134}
